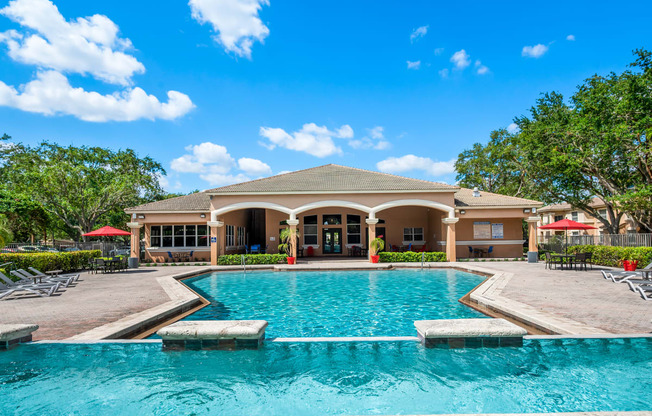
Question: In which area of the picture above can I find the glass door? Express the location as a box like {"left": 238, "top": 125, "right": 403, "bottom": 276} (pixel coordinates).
{"left": 323, "top": 228, "right": 342, "bottom": 254}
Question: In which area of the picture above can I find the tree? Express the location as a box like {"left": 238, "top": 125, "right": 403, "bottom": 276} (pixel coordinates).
{"left": 455, "top": 128, "right": 539, "bottom": 199}
{"left": 0, "top": 190, "right": 50, "bottom": 242}
{"left": 0, "top": 215, "right": 12, "bottom": 248}
{"left": 0, "top": 141, "right": 165, "bottom": 240}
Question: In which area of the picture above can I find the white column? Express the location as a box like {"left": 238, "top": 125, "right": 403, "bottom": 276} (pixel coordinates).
{"left": 126, "top": 222, "right": 143, "bottom": 259}
{"left": 526, "top": 216, "right": 539, "bottom": 263}
{"left": 207, "top": 221, "right": 224, "bottom": 266}
{"left": 442, "top": 217, "right": 459, "bottom": 262}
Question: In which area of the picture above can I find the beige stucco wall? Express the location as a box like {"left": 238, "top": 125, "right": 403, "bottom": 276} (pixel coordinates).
{"left": 456, "top": 217, "right": 525, "bottom": 258}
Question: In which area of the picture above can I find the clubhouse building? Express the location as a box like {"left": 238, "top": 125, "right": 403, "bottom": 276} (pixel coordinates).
{"left": 125, "top": 164, "right": 543, "bottom": 264}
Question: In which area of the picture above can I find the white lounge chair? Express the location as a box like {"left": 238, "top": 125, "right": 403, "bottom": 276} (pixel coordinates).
{"left": 633, "top": 283, "right": 652, "bottom": 301}
{"left": 15, "top": 269, "right": 75, "bottom": 287}
{"left": 0, "top": 274, "right": 59, "bottom": 299}
{"left": 601, "top": 262, "right": 652, "bottom": 282}
{"left": 28, "top": 267, "right": 80, "bottom": 282}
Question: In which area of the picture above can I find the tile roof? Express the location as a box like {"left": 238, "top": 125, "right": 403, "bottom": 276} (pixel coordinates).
{"left": 454, "top": 188, "right": 543, "bottom": 208}
{"left": 538, "top": 197, "right": 605, "bottom": 212}
{"left": 126, "top": 165, "right": 543, "bottom": 212}
{"left": 125, "top": 191, "right": 211, "bottom": 212}
{"left": 206, "top": 164, "right": 459, "bottom": 193}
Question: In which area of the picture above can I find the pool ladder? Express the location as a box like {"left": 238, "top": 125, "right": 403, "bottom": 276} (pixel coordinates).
{"left": 241, "top": 254, "right": 246, "bottom": 274}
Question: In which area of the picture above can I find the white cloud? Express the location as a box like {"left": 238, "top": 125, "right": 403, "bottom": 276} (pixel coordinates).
{"left": 0, "top": 70, "right": 194, "bottom": 122}
{"left": 348, "top": 126, "right": 390, "bottom": 150}
{"left": 438, "top": 68, "right": 449, "bottom": 78}
{"left": 237, "top": 157, "right": 271, "bottom": 175}
{"left": 171, "top": 142, "right": 235, "bottom": 173}
{"left": 434, "top": 47, "right": 444, "bottom": 55}
{"left": 407, "top": 60, "right": 421, "bottom": 70}
{"left": 475, "top": 60, "right": 489, "bottom": 75}
{"left": 377, "top": 155, "right": 455, "bottom": 177}
{"left": 410, "top": 25, "right": 428, "bottom": 42}
{"left": 522, "top": 44, "right": 548, "bottom": 58}
{"left": 259, "top": 123, "right": 353, "bottom": 157}
{"left": 566, "top": 34, "right": 575, "bottom": 41}
{"left": 507, "top": 123, "right": 519, "bottom": 134}
{"left": 450, "top": 49, "right": 471, "bottom": 70}
{"left": 0, "top": 0, "right": 144, "bottom": 86}
{"left": 189, "top": 0, "right": 269, "bottom": 59}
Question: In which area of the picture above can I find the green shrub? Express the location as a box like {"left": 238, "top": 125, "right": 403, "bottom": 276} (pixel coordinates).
{"left": 0, "top": 250, "right": 101, "bottom": 272}
{"left": 378, "top": 251, "right": 447, "bottom": 263}
{"left": 218, "top": 253, "right": 288, "bottom": 265}
{"left": 567, "top": 245, "right": 652, "bottom": 268}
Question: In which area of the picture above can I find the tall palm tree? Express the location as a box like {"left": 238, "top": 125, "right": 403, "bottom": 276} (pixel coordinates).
{"left": 0, "top": 215, "right": 12, "bottom": 248}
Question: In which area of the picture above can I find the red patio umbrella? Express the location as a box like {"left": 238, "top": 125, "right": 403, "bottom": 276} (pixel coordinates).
{"left": 82, "top": 226, "right": 131, "bottom": 237}
{"left": 539, "top": 218, "right": 596, "bottom": 253}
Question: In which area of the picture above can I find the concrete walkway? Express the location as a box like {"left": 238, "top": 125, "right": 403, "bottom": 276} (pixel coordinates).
{"left": 0, "top": 261, "right": 649, "bottom": 340}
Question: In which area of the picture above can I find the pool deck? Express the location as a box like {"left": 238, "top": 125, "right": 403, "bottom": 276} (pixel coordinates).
{"left": 0, "top": 260, "right": 649, "bottom": 340}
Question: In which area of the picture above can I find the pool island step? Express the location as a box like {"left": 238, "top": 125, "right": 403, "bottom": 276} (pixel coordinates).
{"left": 0, "top": 324, "right": 39, "bottom": 350}
{"left": 415, "top": 318, "right": 527, "bottom": 348}
{"left": 157, "top": 320, "right": 268, "bottom": 350}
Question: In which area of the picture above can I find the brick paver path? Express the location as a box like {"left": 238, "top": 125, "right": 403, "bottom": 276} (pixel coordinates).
{"left": 474, "top": 261, "right": 651, "bottom": 334}
{"left": 0, "top": 267, "right": 204, "bottom": 340}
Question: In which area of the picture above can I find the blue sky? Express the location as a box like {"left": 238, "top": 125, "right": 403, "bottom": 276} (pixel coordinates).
{"left": 0, "top": 0, "right": 650, "bottom": 192}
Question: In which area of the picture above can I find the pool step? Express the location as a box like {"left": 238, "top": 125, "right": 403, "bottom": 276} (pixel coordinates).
{"left": 415, "top": 318, "right": 527, "bottom": 349}
{"left": 0, "top": 324, "right": 39, "bottom": 350}
{"left": 157, "top": 320, "right": 267, "bottom": 350}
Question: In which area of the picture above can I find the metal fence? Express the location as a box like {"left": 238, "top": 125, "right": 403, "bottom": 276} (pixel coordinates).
{"left": 2, "top": 241, "right": 127, "bottom": 256}
{"left": 539, "top": 233, "right": 652, "bottom": 253}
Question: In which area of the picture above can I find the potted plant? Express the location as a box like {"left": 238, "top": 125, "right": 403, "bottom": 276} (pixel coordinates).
{"left": 622, "top": 254, "right": 639, "bottom": 271}
{"left": 278, "top": 227, "right": 300, "bottom": 265}
{"left": 370, "top": 235, "right": 385, "bottom": 263}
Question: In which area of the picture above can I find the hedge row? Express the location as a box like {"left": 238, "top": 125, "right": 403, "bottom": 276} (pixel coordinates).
{"left": 567, "top": 245, "right": 652, "bottom": 268}
{"left": 379, "top": 251, "right": 447, "bottom": 263}
{"left": 0, "top": 250, "right": 101, "bottom": 272}
{"left": 217, "top": 253, "right": 288, "bottom": 265}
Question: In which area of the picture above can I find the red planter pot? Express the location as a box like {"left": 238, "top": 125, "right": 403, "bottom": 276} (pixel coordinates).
{"left": 287, "top": 257, "right": 296, "bottom": 265}
{"left": 623, "top": 260, "right": 638, "bottom": 271}
{"left": 370, "top": 255, "right": 380, "bottom": 263}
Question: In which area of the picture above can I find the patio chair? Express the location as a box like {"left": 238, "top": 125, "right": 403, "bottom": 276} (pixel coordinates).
{"left": 251, "top": 244, "right": 260, "bottom": 254}
{"left": 487, "top": 246, "right": 494, "bottom": 257}
{"left": 94, "top": 258, "right": 108, "bottom": 274}
{"left": 28, "top": 267, "right": 80, "bottom": 282}
{"left": 13, "top": 269, "right": 74, "bottom": 288}
{"left": 0, "top": 273, "right": 60, "bottom": 298}
{"left": 573, "top": 253, "right": 588, "bottom": 271}
{"left": 468, "top": 246, "right": 474, "bottom": 257}
{"left": 544, "top": 252, "right": 561, "bottom": 270}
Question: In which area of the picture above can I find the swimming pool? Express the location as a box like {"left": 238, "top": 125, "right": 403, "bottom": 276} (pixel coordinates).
{"left": 1, "top": 338, "right": 650, "bottom": 415}
{"left": 180, "top": 269, "right": 486, "bottom": 337}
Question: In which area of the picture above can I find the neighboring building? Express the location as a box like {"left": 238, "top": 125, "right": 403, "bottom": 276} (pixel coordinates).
{"left": 537, "top": 197, "right": 637, "bottom": 238}
{"left": 125, "top": 164, "right": 543, "bottom": 264}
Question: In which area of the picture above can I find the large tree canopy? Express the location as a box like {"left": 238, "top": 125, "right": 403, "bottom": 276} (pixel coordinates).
{"left": 456, "top": 49, "right": 652, "bottom": 233}
{"left": 0, "top": 140, "right": 166, "bottom": 240}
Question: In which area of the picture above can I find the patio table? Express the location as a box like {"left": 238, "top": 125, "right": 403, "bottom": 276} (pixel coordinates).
{"left": 551, "top": 254, "right": 576, "bottom": 270}
{"left": 473, "top": 248, "right": 487, "bottom": 258}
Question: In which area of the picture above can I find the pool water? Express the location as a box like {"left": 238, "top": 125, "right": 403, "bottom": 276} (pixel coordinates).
{"left": 1, "top": 338, "right": 650, "bottom": 415}
{"left": 180, "top": 269, "right": 486, "bottom": 337}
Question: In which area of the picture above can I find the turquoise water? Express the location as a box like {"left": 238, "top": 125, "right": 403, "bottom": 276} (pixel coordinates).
{"left": 1, "top": 339, "right": 650, "bottom": 415}
{"left": 180, "top": 269, "right": 485, "bottom": 337}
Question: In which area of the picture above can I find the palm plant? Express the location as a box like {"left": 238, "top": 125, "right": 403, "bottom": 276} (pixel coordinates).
{"left": 278, "top": 227, "right": 300, "bottom": 257}
{"left": 370, "top": 235, "right": 385, "bottom": 255}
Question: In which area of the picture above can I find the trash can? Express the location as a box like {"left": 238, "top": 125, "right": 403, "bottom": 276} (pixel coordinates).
{"left": 527, "top": 251, "right": 539, "bottom": 263}
{"left": 128, "top": 257, "right": 139, "bottom": 269}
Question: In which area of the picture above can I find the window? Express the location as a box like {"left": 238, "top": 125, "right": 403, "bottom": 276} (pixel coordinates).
{"left": 150, "top": 226, "right": 161, "bottom": 247}
{"left": 403, "top": 227, "right": 424, "bottom": 242}
{"left": 323, "top": 214, "right": 341, "bottom": 225}
{"left": 197, "top": 225, "right": 208, "bottom": 247}
{"left": 347, "top": 215, "right": 361, "bottom": 245}
{"left": 571, "top": 211, "right": 578, "bottom": 221}
{"left": 554, "top": 215, "right": 564, "bottom": 222}
{"left": 225, "top": 225, "right": 235, "bottom": 247}
{"left": 599, "top": 209, "right": 607, "bottom": 219}
{"left": 174, "top": 226, "right": 185, "bottom": 247}
{"left": 303, "top": 215, "right": 318, "bottom": 245}
{"left": 162, "top": 225, "right": 173, "bottom": 247}
{"left": 237, "top": 226, "right": 246, "bottom": 246}
{"left": 149, "top": 225, "right": 209, "bottom": 247}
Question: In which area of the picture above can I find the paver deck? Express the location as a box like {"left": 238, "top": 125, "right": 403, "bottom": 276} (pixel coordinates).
{"left": 0, "top": 261, "right": 649, "bottom": 340}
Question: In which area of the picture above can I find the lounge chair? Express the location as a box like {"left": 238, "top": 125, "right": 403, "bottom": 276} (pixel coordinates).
{"left": 601, "top": 262, "right": 652, "bottom": 281}
{"left": 634, "top": 284, "right": 652, "bottom": 301}
{"left": 28, "top": 267, "right": 79, "bottom": 282}
{"left": 16, "top": 269, "right": 76, "bottom": 287}
{"left": 9, "top": 270, "right": 68, "bottom": 289}
{"left": 0, "top": 273, "right": 59, "bottom": 299}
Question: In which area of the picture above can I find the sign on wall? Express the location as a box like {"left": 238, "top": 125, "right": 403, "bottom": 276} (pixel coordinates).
{"left": 491, "top": 223, "right": 504, "bottom": 239}
{"left": 210, "top": 237, "right": 217, "bottom": 243}
{"left": 473, "top": 221, "right": 491, "bottom": 239}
